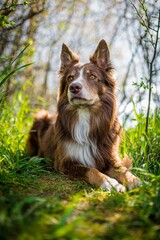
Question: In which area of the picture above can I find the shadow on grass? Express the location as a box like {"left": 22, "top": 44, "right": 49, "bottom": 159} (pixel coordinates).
{"left": 0, "top": 153, "right": 160, "bottom": 240}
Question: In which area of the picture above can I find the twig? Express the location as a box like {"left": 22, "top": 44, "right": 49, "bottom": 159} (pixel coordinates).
{"left": 145, "top": 9, "right": 160, "bottom": 134}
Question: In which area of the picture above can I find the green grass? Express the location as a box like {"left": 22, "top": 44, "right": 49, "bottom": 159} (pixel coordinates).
{"left": 0, "top": 91, "right": 160, "bottom": 240}
{"left": 121, "top": 108, "right": 160, "bottom": 175}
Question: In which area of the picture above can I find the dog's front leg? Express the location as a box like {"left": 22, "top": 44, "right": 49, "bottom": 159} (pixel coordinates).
{"left": 107, "top": 166, "right": 142, "bottom": 190}
{"left": 61, "top": 161, "right": 126, "bottom": 192}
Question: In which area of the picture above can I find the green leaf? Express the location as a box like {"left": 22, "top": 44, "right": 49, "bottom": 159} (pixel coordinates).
{"left": 0, "top": 44, "right": 32, "bottom": 86}
{"left": 0, "top": 63, "right": 34, "bottom": 87}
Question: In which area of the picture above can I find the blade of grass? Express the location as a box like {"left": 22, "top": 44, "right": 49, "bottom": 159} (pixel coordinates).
{"left": 0, "top": 43, "right": 31, "bottom": 80}
{"left": 0, "top": 63, "right": 34, "bottom": 86}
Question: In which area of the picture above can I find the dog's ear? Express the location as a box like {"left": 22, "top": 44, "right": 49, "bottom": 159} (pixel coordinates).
{"left": 90, "top": 39, "right": 111, "bottom": 70}
{"left": 60, "top": 44, "right": 79, "bottom": 72}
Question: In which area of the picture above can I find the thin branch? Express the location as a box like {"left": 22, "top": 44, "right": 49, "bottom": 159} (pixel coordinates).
{"left": 145, "top": 9, "right": 160, "bottom": 134}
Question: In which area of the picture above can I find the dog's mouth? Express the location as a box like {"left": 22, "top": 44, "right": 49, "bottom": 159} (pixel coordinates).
{"left": 70, "top": 96, "right": 90, "bottom": 105}
{"left": 71, "top": 96, "right": 87, "bottom": 101}
{"left": 69, "top": 96, "right": 98, "bottom": 106}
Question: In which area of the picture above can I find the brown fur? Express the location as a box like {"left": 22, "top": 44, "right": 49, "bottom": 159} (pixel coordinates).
{"left": 26, "top": 40, "right": 141, "bottom": 191}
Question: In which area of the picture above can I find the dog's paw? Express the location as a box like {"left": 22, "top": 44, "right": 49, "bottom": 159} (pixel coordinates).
{"left": 125, "top": 172, "right": 142, "bottom": 190}
{"left": 101, "top": 177, "right": 126, "bottom": 193}
{"left": 127, "top": 178, "right": 142, "bottom": 190}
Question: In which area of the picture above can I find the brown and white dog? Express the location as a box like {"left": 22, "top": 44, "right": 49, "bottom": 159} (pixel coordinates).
{"left": 27, "top": 40, "right": 141, "bottom": 192}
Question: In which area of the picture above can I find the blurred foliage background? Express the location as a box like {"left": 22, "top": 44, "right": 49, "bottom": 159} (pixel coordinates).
{"left": 0, "top": 0, "right": 160, "bottom": 125}
{"left": 0, "top": 2, "right": 160, "bottom": 239}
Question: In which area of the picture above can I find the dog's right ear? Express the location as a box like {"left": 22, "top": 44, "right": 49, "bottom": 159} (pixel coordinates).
{"left": 60, "top": 44, "right": 79, "bottom": 73}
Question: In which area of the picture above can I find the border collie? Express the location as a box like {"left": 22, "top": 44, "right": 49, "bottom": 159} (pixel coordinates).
{"left": 27, "top": 40, "right": 141, "bottom": 192}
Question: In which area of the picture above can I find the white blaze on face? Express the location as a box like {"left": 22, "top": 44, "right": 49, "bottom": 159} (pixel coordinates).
{"left": 67, "top": 68, "right": 85, "bottom": 104}
{"left": 73, "top": 67, "right": 84, "bottom": 85}
{"left": 67, "top": 67, "right": 99, "bottom": 105}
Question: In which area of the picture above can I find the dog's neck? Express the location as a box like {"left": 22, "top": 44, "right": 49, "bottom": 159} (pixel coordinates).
{"left": 57, "top": 98, "right": 117, "bottom": 143}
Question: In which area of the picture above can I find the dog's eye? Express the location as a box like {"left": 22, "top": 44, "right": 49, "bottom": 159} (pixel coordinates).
{"left": 67, "top": 75, "right": 74, "bottom": 81}
{"left": 89, "top": 74, "right": 96, "bottom": 80}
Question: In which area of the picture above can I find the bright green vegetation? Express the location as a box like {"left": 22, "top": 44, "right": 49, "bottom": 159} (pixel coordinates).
{"left": 0, "top": 92, "right": 160, "bottom": 240}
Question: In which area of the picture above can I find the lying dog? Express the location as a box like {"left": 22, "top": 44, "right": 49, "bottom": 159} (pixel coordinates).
{"left": 27, "top": 39, "right": 141, "bottom": 192}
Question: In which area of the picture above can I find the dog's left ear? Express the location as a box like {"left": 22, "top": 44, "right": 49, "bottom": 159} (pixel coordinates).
{"left": 60, "top": 44, "right": 79, "bottom": 73}
{"left": 90, "top": 39, "right": 111, "bottom": 70}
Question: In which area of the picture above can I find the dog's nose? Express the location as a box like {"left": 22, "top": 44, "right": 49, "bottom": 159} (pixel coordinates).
{"left": 69, "top": 82, "right": 82, "bottom": 94}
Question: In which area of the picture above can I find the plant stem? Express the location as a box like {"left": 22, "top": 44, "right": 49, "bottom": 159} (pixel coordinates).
{"left": 145, "top": 10, "right": 160, "bottom": 134}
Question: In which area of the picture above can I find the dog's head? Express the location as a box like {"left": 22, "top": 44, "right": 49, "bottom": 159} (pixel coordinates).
{"left": 58, "top": 40, "right": 116, "bottom": 109}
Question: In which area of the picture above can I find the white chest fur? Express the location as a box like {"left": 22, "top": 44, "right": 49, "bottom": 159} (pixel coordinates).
{"left": 73, "top": 109, "right": 90, "bottom": 145}
{"left": 65, "top": 109, "right": 96, "bottom": 167}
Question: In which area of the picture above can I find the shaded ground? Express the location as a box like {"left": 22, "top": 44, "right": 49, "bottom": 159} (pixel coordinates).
{"left": 0, "top": 169, "right": 160, "bottom": 240}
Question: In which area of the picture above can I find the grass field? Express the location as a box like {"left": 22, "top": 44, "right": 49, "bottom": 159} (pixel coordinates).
{"left": 0, "top": 91, "right": 160, "bottom": 240}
